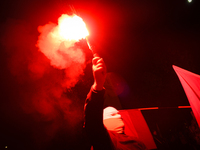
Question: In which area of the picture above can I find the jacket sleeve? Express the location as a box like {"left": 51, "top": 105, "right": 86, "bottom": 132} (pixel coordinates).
{"left": 84, "top": 87, "right": 113, "bottom": 150}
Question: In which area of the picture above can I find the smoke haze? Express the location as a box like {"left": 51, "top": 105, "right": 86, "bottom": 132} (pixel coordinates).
{"left": 0, "top": 17, "right": 89, "bottom": 149}
{"left": 37, "top": 14, "right": 86, "bottom": 88}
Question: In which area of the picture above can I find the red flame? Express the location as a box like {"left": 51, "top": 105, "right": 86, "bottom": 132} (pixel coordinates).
{"left": 58, "top": 14, "right": 89, "bottom": 41}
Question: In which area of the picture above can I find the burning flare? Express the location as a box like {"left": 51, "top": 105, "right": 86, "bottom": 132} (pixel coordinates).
{"left": 37, "top": 14, "right": 89, "bottom": 88}
{"left": 58, "top": 14, "right": 89, "bottom": 41}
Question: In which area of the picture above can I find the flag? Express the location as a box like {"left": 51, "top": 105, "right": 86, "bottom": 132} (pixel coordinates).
{"left": 119, "top": 109, "right": 157, "bottom": 149}
{"left": 173, "top": 65, "right": 200, "bottom": 127}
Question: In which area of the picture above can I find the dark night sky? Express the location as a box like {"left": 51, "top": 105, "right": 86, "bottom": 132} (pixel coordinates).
{"left": 0, "top": 0, "right": 200, "bottom": 149}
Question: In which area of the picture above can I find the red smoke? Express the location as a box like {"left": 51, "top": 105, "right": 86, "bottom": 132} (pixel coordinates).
{"left": 37, "top": 14, "right": 87, "bottom": 88}
{"left": 0, "top": 16, "right": 88, "bottom": 148}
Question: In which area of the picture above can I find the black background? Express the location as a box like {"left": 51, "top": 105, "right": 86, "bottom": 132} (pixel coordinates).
{"left": 0, "top": 0, "right": 200, "bottom": 149}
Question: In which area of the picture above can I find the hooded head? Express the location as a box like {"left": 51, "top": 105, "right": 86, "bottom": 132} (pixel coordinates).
{"left": 103, "top": 106, "right": 125, "bottom": 133}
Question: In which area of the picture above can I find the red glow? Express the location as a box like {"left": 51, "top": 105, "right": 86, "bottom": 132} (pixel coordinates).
{"left": 106, "top": 72, "right": 129, "bottom": 96}
{"left": 58, "top": 14, "right": 89, "bottom": 41}
{"left": 37, "top": 14, "right": 88, "bottom": 88}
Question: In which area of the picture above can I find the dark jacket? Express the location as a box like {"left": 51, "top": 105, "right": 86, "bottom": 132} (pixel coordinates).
{"left": 84, "top": 87, "right": 147, "bottom": 150}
